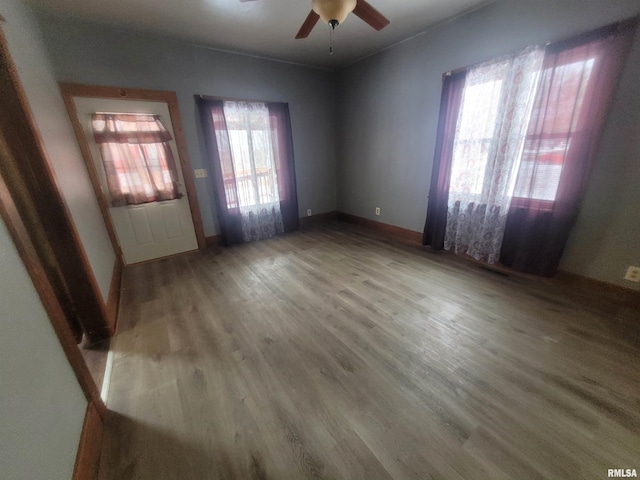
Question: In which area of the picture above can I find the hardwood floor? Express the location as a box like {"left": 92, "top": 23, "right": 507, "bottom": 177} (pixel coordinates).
{"left": 99, "top": 223, "right": 640, "bottom": 480}
{"left": 80, "top": 337, "right": 110, "bottom": 391}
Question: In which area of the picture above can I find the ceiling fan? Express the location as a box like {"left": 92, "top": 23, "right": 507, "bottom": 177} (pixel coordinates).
{"left": 295, "top": 0, "right": 390, "bottom": 39}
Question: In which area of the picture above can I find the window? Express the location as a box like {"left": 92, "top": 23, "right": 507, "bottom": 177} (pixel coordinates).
{"left": 450, "top": 72, "right": 505, "bottom": 196}
{"left": 448, "top": 51, "right": 598, "bottom": 204}
{"left": 92, "top": 113, "right": 181, "bottom": 207}
{"left": 513, "top": 57, "right": 595, "bottom": 202}
{"left": 198, "top": 98, "right": 299, "bottom": 245}
{"left": 425, "top": 18, "right": 636, "bottom": 274}
{"left": 222, "top": 102, "right": 281, "bottom": 209}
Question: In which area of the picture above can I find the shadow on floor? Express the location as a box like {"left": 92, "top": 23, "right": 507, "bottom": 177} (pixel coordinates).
{"left": 80, "top": 337, "right": 110, "bottom": 389}
{"left": 99, "top": 411, "right": 272, "bottom": 480}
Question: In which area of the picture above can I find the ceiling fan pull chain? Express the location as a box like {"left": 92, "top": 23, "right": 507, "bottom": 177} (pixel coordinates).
{"left": 329, "top": 23, "right": 334, "bottom": 55}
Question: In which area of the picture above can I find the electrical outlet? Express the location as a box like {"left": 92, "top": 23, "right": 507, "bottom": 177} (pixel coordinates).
{"left": 624, "top": 266, "right": 640, "bottom": 282}
{"left": 375, "top": 207, "right": 380, "bottom": 216}
{"left": 194, "top": 169, "right": 208, "bottom": 178}
{"left": 307, "top": 209, "right": 312, "bottom": 217}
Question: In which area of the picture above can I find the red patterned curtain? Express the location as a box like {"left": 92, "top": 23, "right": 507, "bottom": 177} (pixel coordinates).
{"left": 92, "top": 113, "right": 182, "bottom": 207}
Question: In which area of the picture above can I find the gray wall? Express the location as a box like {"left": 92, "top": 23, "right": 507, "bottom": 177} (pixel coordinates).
{"left": 36, "top": 14, "right": 337, "bottom": 236}
{"left": 32, "top": 0, "right": 640, "bottom": 288}
{"left": 2, "top": 0, "right": 116, "bottom": 301}
{"left": 336, "top": 0, "right": 640, "bottom": 289}
{"left": 0, "top": 3, "right": 91, "bottom": 478}
{"left": 0, "top": 216, "right": 86, "bottom": 480}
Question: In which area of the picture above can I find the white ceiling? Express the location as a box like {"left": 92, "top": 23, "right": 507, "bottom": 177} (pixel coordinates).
{"left": 26, "top": 0, "right": 494, "bottom": 70}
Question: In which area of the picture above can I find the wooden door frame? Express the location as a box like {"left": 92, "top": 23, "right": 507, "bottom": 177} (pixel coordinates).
{"left": 0, "top": 27, "right": 106, "bottom": 415}
{"left": 60, "top": 83, "right": 206, "bottom": 261}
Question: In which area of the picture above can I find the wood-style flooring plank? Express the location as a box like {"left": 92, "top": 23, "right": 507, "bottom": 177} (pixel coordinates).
{"left": 99, "top": 223, "right": 640, "bottom": 479}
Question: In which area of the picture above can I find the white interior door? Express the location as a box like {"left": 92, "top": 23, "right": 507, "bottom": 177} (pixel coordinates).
{"left": 74, "top": 97, "right": 198, "bottom": 265}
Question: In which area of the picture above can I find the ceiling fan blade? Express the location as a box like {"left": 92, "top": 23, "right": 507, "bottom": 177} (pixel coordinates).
{"left": 353, "top": 0, "right": 390, "bottom": 31}
{"left": 295, "top": 10, "right": 320, "bottom": 39}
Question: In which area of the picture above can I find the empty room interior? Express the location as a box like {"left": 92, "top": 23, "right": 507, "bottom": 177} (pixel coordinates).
{"left": 2, "top": 0, "right": 640, "bottom": 478}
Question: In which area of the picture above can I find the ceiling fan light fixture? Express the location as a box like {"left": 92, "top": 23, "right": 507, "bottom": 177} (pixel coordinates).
{"left": 311, "top": 0, "right": 357, "bottom": 26}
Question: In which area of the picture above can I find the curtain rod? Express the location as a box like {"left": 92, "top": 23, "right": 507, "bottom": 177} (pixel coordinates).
{"left": 197, "top": 94, "right": 289, "bottom": 107}
{"left": 93, "top": 112, "right": 160, "bottom": 116}
{"left": 440, "top": 15, "right": 639, "bottom": 83}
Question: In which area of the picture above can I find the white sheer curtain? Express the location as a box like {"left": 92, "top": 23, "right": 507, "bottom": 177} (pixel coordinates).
{"left": 444, "top": 47, "right": 544, "bottom": 263}
{"left": 222, "top": 101, "right": 284, "bottom": 242}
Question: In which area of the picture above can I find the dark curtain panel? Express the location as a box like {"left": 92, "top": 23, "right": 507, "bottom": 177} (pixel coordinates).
{"left": 500, "top": 19, "right": 638, "bottom": 276}
{"left": 197, "top": 97, "right": 299, "bottom": 246}
{"left": 198, "top": 98, "right": 244, "bottom": 245}
{"left": 268, "top": 103, "right": 300, "bottom": 234}
{"left": 422, "top": 70, "right": 466, "bottom": 249}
